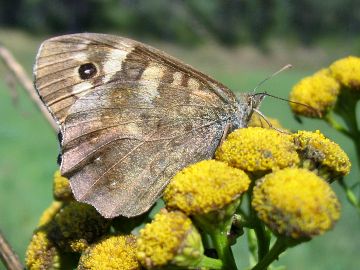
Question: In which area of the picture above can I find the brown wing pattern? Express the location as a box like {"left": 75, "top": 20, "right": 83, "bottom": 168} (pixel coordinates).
{"left": 34, "top": 33, "right": 242, "bottom": 218}
{"left": 34, "top": 34, "right": 136, "bottom": 125}
{"left": 63, "top": 81, "right": 232, "bottom": 217}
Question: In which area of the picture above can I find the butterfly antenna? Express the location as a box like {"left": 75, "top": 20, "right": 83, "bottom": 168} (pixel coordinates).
{"left": 254, "top": 92, "right": 321, "bottom": 117}
{"left": 253, "top": 64, "right": 293, "bottom": 93}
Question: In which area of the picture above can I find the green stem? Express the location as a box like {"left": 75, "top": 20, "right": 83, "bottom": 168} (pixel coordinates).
{"left": 338, "top": 178, "right": 360, "bottom": 215}
{"left": 251, "top": 238, "right": 287, "bottom": 270}
{"left": 211, "top": 228, "right": 237, "bottom": 270}
{"left": 247, "top": 229, "right": 257, "bottom": 267}
{"left": 330, "top": 90, "right": 360, "bottom": 212}
{"left": 324, "top": 113, "right": 352, "bottom": 138}
{"left": 253, "top": 219, "right": 270, "bottom": 261}
{"left": 246, "top": 185, "right": 271, "bottom": 264}
{"left": 353, "top": 140, "right": 360, "bottom": 170}
{"left": 196, "top": 255, "right": 223, "bottom": 269}
{"left": 334, "top": 89, "right": 360, "bottom": 131}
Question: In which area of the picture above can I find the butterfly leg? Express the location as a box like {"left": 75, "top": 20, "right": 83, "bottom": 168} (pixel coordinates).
{"left": 219, "top": 122, "right": 232, "bottom": 147}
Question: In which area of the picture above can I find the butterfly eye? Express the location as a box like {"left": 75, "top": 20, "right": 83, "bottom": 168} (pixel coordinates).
{"left": 78, "top": 63, "right": 97, "bottom": 79}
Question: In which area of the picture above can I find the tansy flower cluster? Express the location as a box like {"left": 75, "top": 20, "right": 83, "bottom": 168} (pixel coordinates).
{"left": 289, "top": 55, "right": 360, "bottom": 218}
{"left": 215, "top": 127, "right": 299, "bottom": 175}
{"left": 137, "top": 210, "right": 206, "bottom": 269}
{"left": 289, "top": 69, "right": 340, "bottom": 117}
{"left": 78, "top": 235, "right": 140, "bottom": 270}
{"left": 25, "top": 126, "right": 350, "bottom": 270}
{"left": 289, "top": 56, "right": 360, "bottom": 118}
{"left": 252, "top": 168, "right": 340, "bottom": 239}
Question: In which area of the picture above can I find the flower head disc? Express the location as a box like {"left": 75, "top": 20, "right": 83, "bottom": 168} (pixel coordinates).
{"left": 78, "top": 234, "right": 140, "bottom": 270}
{"left": 289, "top": 71, "right": 340, "bottom": 117}
{"left": 252, "top": 168, "right": 341, "bottom": 239}
{"left": 25, "top": 230, "right": 60, "bottom": 270}
{"left": 37, "top": 201, "right": 63, "bottom": 227}
{"left": 137, "top": 210, "right": 203, "bottom": 269}
{"left": 53, "top": 170, "right": 73, "bottom": 201}
{"left": 330, "top": 56, "right": 360, "bottom": 90}
{"left": 293, "top": 130, "right": 351, "bottom": 179}
{"left": 164, "top": 160, "right": 250, "bottom": 215}
{"left": 48, "top": 202, "right": 110, "bottom": 252}
{"left": 216, "top": 127, "right": 299, "bottom": 174}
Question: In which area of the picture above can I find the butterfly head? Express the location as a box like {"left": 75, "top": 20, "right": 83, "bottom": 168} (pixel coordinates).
{"left": 248, "top": 92, "right": 266, "bottom": 111}
{"left": 234, "top": 92, "right": 266, "bottom": 128}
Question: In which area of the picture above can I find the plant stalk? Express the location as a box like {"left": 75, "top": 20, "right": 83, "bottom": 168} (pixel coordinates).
{"left": 251, "top": 238, "right": 287, "bottom": 270}
{"left": 211, "top": 228, "right": 237, "bottom": 270}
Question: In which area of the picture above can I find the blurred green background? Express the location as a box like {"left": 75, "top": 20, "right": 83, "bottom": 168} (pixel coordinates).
{"left": 0, "top": 1, "right": 360, "bottom": 269}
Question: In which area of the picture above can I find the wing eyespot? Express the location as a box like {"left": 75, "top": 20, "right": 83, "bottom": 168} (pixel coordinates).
{"left": 78, "top": 63, "right": 97, "bottom": 80}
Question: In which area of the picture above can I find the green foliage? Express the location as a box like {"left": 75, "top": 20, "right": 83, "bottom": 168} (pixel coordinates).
{"left": 0, "top": 0, "right": 359, "bottom": 47}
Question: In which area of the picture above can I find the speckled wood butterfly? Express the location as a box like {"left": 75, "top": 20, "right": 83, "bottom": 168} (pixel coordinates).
{"left": 34, "top": 33, "right": 263, "bottom": 218}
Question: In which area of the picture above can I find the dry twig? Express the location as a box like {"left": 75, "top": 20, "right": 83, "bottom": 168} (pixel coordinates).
{"left": 0, "top": 231, "right": 23, "bottom": 270}
{"left": 0, "top": 44, "right": 59, "bottom": 269}
{"left": 0, "top": 44, "right": 57, "bottom": 131}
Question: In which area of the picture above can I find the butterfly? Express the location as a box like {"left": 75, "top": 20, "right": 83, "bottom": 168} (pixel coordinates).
{"left": 34, "top": 33, "right": 263, "bottom": 218}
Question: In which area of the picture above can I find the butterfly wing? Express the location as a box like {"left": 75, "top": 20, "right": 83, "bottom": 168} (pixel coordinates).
{"left": 34, "top": 33, "right": 245, "bottom": 218}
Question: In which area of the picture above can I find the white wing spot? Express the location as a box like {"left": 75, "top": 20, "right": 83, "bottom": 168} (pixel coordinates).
{"left": 74, "top": 51, "right": 90, "bottom": 63}
{"left": 188, "top": 78, "right": 200, "bottom": 90}
{"left": 139, "top": 64, "right": 163, "bottom": 102}
{"left": 71, "top": 81, "right": 93, "bottom": 98}
{"left": 103, "top": 49, "right": 131, "bottom": 83}
{"left": 172, "top": 72, "right": 183, "bottom": 86}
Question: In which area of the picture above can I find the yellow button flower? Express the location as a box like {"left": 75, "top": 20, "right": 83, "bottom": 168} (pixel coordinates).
{"left": 293, "top": 130, "right": 351, "bottom": 179}
{"left": 216, "top": 127, "right": 299, "bottom": 174}
{"left": 25, "top": 230, "right": 60, "bottom": 270}
{"left": 53, "top": 170, "right": 73, "bottom": 201}
{"left": 252, "top": 168, "right": 340, "bottom": 239}
{"left": 78, "top": 234, "right": 140, "bottom": 270}
{"left": 289, "top": 71, "right": 340, "bottom": 117}
{"left": 49, "top": 202, "right": 110, "bottom": 252}
{"left": 137, "top": 210, "right": 204, "bottom": 269}
{"left": 330, "top": 56, "right": 360, "bottom": 90}
{"left": 164, "top": 160, "right": 250, "bottom": 215}
{"left": 37, "top": 201, "right": 63, "bottom": 227}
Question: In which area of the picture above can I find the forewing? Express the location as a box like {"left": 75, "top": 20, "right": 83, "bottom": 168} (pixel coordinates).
{"left": 34, "top": 33, "right": 238, "bottom": 127}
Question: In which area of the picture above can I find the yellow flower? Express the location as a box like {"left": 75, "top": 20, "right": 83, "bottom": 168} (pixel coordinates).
{"left": 25, "top": 230, "right": 60, "bottom": 270}
{"left": 53, "top": 170, "right": 73, "bottom": 201}
{"left": 137, "top": 210, "right": 204, "bottom": 269}
{"left": 289, "top": 71, "right": 340, "bottom": 117}
{"left": 78, "top": 234, "right": 140, "bottom": 270}
{"left": 252, "top": 168, "right": 340, "bottom": 239}
{"left": 330, "top": 56, "right": 360, "bottom": 90}
{"left": 293, "top": 130, "right": 351, "bottom": 179}
{"left": 216, "top": 127, "right": 299, "bottom": 174}
{"left": 248, "top": 113, "right": 285, "bottom": 130}
{"left": 48, "top": 202, "right": 110, "bottom": 252}
{"left": 164, "top": 160, "right": 250, "bottom": 215}
{"left": 37, "top": 201, "right": 63, "bottom": 227}
{"left": 314, "top": 68, "right": 331, "bottom": 76}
